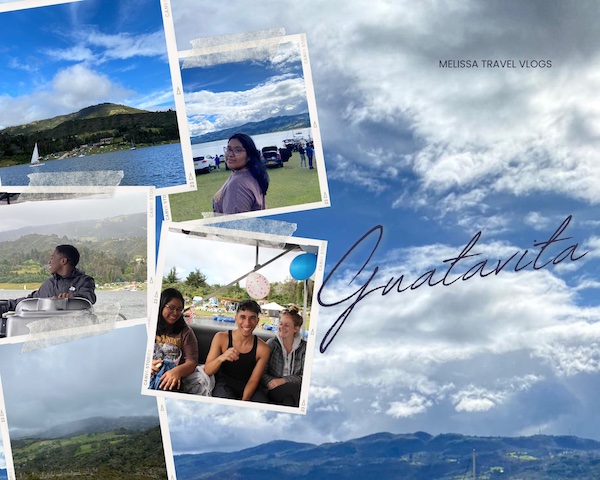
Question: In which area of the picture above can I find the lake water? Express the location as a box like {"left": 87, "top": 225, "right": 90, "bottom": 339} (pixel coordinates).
{"left": 192, "top": 129, "right": 313, "bottom": 158}
{"left": 0, "top": 143, "right": 186, "bottom": 189}
{"left": 0, "top": 289, "right": 147, "bottom": 321}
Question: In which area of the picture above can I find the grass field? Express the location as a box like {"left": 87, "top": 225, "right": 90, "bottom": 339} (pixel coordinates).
{"left": 0, "top": 283, "right": 41, "bottom": 290}
{"left": 169, "top": 152, "right": 322, "bottom": 221}
{"left": 13, "top": 431, "right": 126, "bottom": 463}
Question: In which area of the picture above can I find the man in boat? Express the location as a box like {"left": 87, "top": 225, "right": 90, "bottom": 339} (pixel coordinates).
{"left": 204, "top": 299, "right": 270, "bottom": 402}
{"left": 3, "top": 245, "right": 96, "bottom": 311}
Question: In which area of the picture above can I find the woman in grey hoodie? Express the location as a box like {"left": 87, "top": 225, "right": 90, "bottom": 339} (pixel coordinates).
{"left": 261, "top": 306, "right": 306, "bottom": 406}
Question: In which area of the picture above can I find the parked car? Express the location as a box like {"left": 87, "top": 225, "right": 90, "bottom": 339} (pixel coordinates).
{"left": 193, "top": 155, "right": 215, "bottom": 174}
{"left": 261, "top": 146, "right": 283, "bottom": 168}
{"left": 280, "top": 146, "right": 293, "bottom": 163}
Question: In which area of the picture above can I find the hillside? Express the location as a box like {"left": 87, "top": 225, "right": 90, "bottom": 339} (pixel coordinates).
{"left": 0, "top": 215, "right": 147, "bottom": 285}
{"left": 174, "top": 431, "right": 600, "bottom": 480}
{"left": 10, "top": 415, "right": 159, "bottom": 440}
{"left": 0, "top": 103, "right": 148, "bottom": 136}
{"left": 191, "top": 113, "right": 310, "bottom": 144}
{"left": 0, "top": 212, "right": 147, "bottom": 243}
{"left": 11, "top": 422, "right": 166, "bottom": 480}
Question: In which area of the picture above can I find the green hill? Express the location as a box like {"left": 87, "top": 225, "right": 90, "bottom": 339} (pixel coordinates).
{"left": 11, "top": 424, "right": 166, "bottom": 479}
{"left": 0, "top": 231, "right": 147, "bottom": 285}
{"left": 0, "top": 103, "right": 148, "bottom": 136}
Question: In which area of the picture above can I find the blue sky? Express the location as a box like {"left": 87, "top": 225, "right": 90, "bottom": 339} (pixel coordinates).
{"left": 0, "top": 0, "right": 173, "bottom": 129}
{"left": 163, "top": 0, "right": 600, "bottom": 457}
{"left": 180, "top": 39, "right": 308, "bottom": 137}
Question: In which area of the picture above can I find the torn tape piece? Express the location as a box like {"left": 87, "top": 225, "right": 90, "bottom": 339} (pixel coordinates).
{"left": 183, "top": 28, "right": 285, "bottom": 69}
{"left": 27, "top": 170, "right": 124, "bottom": 186}
{"left": 20, "top": 302, "right": 120, "bottom": 352}
{"left": 176, "top": 217, "right": 297, "bottom": 249}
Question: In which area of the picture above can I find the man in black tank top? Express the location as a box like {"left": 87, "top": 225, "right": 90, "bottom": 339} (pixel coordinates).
{"left": 205, "top": 300, "right": 270, "bottom": 402}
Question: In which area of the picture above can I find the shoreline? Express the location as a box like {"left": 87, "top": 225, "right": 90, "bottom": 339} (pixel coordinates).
{"left": 0, "top": 140, "right": 179, "bottom": 169}
{"left": 0, "top": 282, "right": 146, "bottom": 292}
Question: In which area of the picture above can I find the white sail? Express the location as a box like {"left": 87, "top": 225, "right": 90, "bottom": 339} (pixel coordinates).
{"left": 30, "top": 143, "right": 44, "bottom": 167}
{"left": 31, "top": 143, "right": 39, "bottom": 164}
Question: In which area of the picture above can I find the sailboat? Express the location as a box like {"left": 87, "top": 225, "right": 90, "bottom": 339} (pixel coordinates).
{"left": 30, "top": 143, "right": 45, "bottom": 167}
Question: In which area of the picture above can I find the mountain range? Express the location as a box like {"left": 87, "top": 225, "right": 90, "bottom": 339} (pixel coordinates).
{"left": 174, "top": 431, "right": 600, "bottom": 480}
{"left": 10, "top": 415, "right": 159, "bottom": 440}
{"left": 0, "top": 212, "right": 147, "bottom": 243}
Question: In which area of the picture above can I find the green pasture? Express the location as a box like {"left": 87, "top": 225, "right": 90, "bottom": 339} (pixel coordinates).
{"left": 169, "top": 152, "right": 322, "bottom": 221}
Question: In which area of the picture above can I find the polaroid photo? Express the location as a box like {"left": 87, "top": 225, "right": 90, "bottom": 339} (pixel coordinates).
{"left": 0, "top": 0, "right": 78, "bottom": 13}
{"left": 142, "top": 221, "right": 327, "bottom": 415}
{"left": 0, "top": 0, "right": 194, "bottom": 194}
{"left": 0, "top": 186, "right": 154, "bottom": 346}
{"left": 0, "top": 377, "right": 12, "bottom": 480}
{"left": 160, "top": 1, "right": 329, "bottom": 220}
{"left": 0, "top": 323, "right": 175, "bottom": 479}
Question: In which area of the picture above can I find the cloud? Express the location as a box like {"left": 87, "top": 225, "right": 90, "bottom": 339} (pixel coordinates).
{"left": 171, "top": 0, "right": 600, "bottom": 212}
{"left": 162, "top": 231, "right": 600, "bottom": 453}
{"left": 184, "top": 75, "right": 308, "bottom": 137}
{"left": 86, "top": 30, "right": 167, "bottom": 61}
{"left": 0, "top": 326, "right": 157, "bottom": 436}
{"left": 387, "top": 394, "right": 432, "bottom": 418}
{"left": 157, "top": 0, "right": 600, "bottom": 455}
{"left": 0, "top": 64, "right": 132, "bottom": 128}
{"left": 162, "top": 230, "right": 306, "bottom": 286}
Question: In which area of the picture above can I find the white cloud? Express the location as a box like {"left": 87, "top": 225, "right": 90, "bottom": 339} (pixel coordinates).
{"left": 184, "top": 75, "right": 307, "bottom": 137}
{"left": 158, "top": 0, "right": 600, "bottom": 453}
{"left": 0, "top": 64, "right": 132, "bottom": 128}
{"left": 387, "top": 394, "right": 432, "bottom": 418}
{"left": 162, "top": 230, "right": 307, "bottom": 286}
{"left": 172, "top": 0, "right": 600, "bottom": 209}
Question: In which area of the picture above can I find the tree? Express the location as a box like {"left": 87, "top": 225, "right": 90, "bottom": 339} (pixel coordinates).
{"left": 185, "top": 268, "right": 208, "bottom": 289}
{"left": 164, "top": 266, "right": 179, "bottom": 284}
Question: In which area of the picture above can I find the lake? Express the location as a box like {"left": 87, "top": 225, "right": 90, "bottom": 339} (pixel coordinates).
{"left": 0, "top": 143, "right": 186, "bottom": 189}
{"left": 191, "top": 129, "right": 313, "bottom": 158}
{"left": 0, "top": 289, "right": 147, "bottom": 321}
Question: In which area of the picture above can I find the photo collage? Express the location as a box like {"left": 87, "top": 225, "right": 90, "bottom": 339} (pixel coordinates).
{"left": 0, "top": 0, "right": 328, "bottom": 478}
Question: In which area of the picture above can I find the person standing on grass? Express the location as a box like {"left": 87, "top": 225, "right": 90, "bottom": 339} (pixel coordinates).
{"left": 213, "top": 133, "right": 269, "bottom": 215}
{"left": 306, "top": 142, "right": 315, "bottom": 169}
{"left": 298, "top": 142, "right": 307, "bottom": 168}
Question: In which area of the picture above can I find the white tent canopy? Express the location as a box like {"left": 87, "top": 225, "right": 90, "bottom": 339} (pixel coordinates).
{"left": 261, "top": 302, "right": 285, "bottom": 311}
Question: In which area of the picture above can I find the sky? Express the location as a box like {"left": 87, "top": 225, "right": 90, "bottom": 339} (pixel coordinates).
{"left": 0, "top": 0, "right": 173, "bottom": 129}
{"left": 0, "top": 0, "right": 599, "bottom": 473}
{"left": 161, "top": 227, "right": 318, "bottom": 288}
{"left": 0, "top": 324, "right": 158, "bottom": 438}
{"left": 0, "top": 188, "right": 149, "bottom": 233}
{"left": 161, "top": 0, "right": 600, "bottom": 458}
{"left": 180, "top": 39, "right": 308, "bottom": 138}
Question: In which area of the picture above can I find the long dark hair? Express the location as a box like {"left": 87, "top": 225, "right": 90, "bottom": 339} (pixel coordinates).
{"left": 156, "top": 288, "right": 187, "bottom": 335}
{"left": 229, "top": 132, "right": 269, "bottom": 195}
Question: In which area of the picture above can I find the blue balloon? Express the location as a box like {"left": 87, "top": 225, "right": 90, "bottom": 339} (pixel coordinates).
{"left": 289, "top": 253, "right": 317, "bottom": 280}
